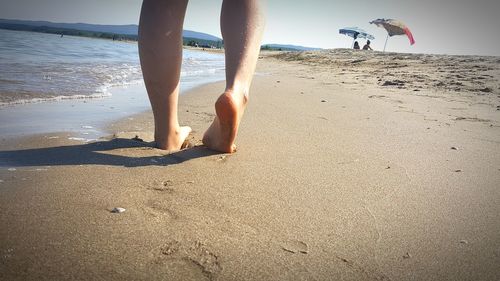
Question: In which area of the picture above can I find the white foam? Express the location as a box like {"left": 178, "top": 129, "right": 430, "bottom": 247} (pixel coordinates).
{"left": 0, "top": 92, "right": 113, "bottom": 107}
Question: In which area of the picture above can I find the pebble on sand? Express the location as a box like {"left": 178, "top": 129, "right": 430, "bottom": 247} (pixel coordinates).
{"left": 132, "top": 135, "right": 144, "bottom": 142}
{"left": 111, "top": 207, "right": 126, "bottom": 213}
{"left": 216, "top": 155, "right": 227, "bottom": 162}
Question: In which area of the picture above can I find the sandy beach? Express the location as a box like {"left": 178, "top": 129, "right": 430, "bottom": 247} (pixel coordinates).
{"left": 1, "top": 50, "right": 499, "bottom": 280}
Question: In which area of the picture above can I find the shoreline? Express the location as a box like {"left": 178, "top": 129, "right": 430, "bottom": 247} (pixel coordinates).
{"left": 0, "top": 29, "right": 226, "bottom": 139}
{"left": 0, "top": 74, "right": 226, "bottom": 141}
{"left": 1, "top": 52, "right": 499, "bottom": 280}
{"left": 0, "top": 83, "right": 149, "bottom": 141}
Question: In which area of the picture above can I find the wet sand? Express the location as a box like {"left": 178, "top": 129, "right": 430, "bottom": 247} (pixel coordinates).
{"left": 1, "top": 50, "right": 499, "bottom": 280}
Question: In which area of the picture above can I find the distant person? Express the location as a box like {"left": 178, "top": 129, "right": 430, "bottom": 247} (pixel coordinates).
{"left": 362, "top": 40, "right": 373, "bottom": 50}
{"left": 138, "top": 0, "right": 265, "bottom": 153}
{"left": 353, "top": 41, "right": 360, "bottom": 50}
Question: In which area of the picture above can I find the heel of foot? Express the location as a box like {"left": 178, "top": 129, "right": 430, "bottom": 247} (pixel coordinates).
{"left": 203, "top": 92, "right": 246, "bottom": 153}
{"left": 214, "top": 94, "right": 238, "bottom": 124}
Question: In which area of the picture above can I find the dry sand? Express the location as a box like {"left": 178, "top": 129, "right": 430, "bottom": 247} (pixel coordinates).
{"left": 1, "top": 49, "right": 499, "bottom": 280}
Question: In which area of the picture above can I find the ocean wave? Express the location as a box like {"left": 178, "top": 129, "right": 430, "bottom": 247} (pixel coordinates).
{"left": 0, "top": 30, "right": 225, "bottom": 107}
{"left": 0, "top": 92, "right": 113, "bottom": 107}
{"left": 181, "top": 68, "right": 219, "bottom": 77}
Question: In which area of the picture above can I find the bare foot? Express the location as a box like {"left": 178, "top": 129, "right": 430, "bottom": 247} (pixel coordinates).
{"left": 203, "top": 90, "right": 247, "bottom": 153}
{"left": 155, "top": 126, "right": 192, "bottom": 152}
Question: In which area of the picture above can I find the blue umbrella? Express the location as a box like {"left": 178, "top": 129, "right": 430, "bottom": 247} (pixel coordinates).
{"left": 339, "top": 27, "right": 375, "bottom": 48}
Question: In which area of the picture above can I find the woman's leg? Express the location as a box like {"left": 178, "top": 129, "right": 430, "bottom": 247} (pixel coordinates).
{"left": 138, "top": 0, "right": 191, "bottom": 151}
{"left": 203, "top": 0, "right": 265, "bottom": 153}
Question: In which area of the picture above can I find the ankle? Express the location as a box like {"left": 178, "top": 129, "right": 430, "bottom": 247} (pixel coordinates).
{"left": 224, "top": 87, "right": 249, "bottom": 106}
{"left": 154, "top": 125, "right": 182, "bottom": 148}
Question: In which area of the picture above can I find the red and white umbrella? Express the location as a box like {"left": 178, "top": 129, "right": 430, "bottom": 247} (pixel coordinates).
{"left": 370, "top": 18, "right": 415, "bottom": 51}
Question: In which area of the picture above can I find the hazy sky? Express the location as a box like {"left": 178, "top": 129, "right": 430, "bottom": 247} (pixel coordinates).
{"left": 1, "top": 0, "right": 499, "bottom": 56}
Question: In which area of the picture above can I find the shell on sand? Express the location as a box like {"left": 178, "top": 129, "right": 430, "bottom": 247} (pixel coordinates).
{"left": 111, "top": 207, "right": 126, "bottom": 213}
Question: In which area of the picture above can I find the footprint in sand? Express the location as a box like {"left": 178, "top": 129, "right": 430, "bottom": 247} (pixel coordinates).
{"left": 161, "top": 240, "right": 181, "bottom": 256}
{"left": 147, "top": 180, "right": 176, "bottom": 193}
{"left": 145, "top": 199, "right": 179, "bottom": 220}
{"left": 146, "top": 180, "right": 196, "bottom": 192}
{"left": 156, "top": 240, "right": 221, "bottom": 281}
{"left": 281, "top": 240, "right": 309, "bottom": 254}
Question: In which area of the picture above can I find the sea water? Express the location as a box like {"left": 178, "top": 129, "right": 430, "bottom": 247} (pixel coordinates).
{"left": 0, "top": 29, "right": 225, "bottom": 138}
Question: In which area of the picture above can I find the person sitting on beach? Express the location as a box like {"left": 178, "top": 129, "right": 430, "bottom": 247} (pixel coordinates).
{"left": 138, "top": 0, "right": 265, "bottom": 153}
{"left": 362, "top": 40, "right": 373, "bottom": 50}
{"left": 353, "top": 41, "right": 360, "bottom": 50}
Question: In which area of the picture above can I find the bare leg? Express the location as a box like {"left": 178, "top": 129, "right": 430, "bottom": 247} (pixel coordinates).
{"left": 138, "top": 0, "right": 191, "bottom": 151}
{"left": 202, "top": 0, "right": 265, "bottom": 153}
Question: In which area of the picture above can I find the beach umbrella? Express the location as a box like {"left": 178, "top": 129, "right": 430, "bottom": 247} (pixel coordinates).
{"left": 370, "top": 19, "right": 415, "bottom": 51}
{"left": 339, "top": 27, "right": 375, "bottom": 48}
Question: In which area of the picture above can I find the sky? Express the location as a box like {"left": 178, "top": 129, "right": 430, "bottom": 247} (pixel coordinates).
{"left": 1, "top": 0, "right": 500, "bottom": 56}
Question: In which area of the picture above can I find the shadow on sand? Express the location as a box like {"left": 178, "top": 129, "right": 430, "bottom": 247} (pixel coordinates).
{"left": 0, "top": 138, "right": 220, "bottom": 168}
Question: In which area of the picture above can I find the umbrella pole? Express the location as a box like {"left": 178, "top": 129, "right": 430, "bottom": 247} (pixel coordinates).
{"left": 383, "top": 34, "right": 389, "bottom": 52}
{"left": 352, "top": 38, "right": 355, "bottom": 49}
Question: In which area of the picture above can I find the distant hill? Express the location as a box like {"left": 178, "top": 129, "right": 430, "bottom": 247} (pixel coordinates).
{"left": 0, "top": 19, "right": 320, "bottom": 51}
{"left": 0, "top": 18, "right": 221, "bottom": 41}
{"left": 261, "top": 44, "right": 321, "bottom": 52}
